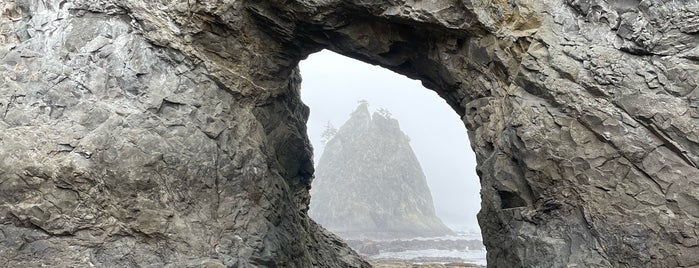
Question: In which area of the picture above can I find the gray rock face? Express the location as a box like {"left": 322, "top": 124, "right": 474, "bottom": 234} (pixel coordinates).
{"left": 0, "top": 1, "right": 362, "bottom": 267}
{"left": 1, "top": 0, "right": 698, "bottom": 267}
{"left": 309, "top": 103, "right": 453, "bottom": 239}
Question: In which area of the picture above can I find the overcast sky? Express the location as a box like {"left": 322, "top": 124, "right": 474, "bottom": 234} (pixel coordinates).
{"left": 300, "top": 50, "right": 481, "bottom": 232}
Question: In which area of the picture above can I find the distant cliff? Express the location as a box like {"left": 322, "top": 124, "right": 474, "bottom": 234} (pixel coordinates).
{"left": 309, "top": 103, "right": 453, "bottom": 239}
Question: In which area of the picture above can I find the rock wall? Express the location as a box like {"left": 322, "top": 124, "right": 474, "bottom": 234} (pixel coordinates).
{"left": 1, "top": 0, "right": 698, "bottom": 267}
{"left": 309, "top": 103, "right": 453, "bottom": 239}
{"left": 0, "top": 1, "right": 364, "bottom": 267}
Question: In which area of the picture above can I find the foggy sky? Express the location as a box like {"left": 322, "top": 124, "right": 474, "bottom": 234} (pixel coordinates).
{"left": 299, "top": 50, "right": 482, "bottom": 232}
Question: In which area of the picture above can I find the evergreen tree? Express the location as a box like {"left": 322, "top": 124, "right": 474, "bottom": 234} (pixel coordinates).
{"left": 320, "top": 121, "right": 338, "bottom": 145}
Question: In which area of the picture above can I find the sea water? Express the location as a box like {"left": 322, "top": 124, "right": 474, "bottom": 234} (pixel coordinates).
{"left": 367, "top": 228, "right": 487, "bottom": 266}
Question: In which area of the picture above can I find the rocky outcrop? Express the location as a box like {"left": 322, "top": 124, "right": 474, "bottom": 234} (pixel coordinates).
{"left": 309, "top": 103, "right": 453, "bottom": 239}
{"left": 1, "top": 0, "right": 698, "bottom": 267}
{"left": 0, "top": 1, "right": 362, "bottom": 267}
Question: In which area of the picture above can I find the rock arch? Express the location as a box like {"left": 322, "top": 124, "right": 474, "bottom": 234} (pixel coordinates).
{"left": 1, "top": 1, "right": 698, "bottom": 267}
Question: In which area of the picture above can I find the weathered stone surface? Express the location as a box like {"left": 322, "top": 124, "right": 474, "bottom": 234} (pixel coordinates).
{"left": 309, "top": 103, "right": 453, "bottom": 239}
{"left": 1, "top": 0, "right": 698, "bottom": 267}
{"left": 0, "top": 1, "right": 362, "bottom": 267}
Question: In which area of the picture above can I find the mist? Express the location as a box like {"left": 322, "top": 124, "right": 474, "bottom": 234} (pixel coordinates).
{"left": 299, "top": 50, "right": 482, "bottom": 232}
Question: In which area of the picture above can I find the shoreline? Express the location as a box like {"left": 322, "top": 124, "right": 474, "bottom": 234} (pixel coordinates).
{"left": 371, "top": 261, "right": 485, "bottom": 268}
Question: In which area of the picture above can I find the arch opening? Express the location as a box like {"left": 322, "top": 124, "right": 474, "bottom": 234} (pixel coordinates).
{"left": 300, "top": 50, "right": 485, "bottom": 265}
{"left": 6, "top": 1, "right": 699, "bottom": 268}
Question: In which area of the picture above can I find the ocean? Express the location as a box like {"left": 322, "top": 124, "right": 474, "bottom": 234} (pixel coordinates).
{"left": 349, "top": 228, "right": 487, "bottom": 266}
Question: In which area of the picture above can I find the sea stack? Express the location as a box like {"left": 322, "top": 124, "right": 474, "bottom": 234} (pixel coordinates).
{"left": 309, "top": 102, "right": 454, "bottom": 239}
